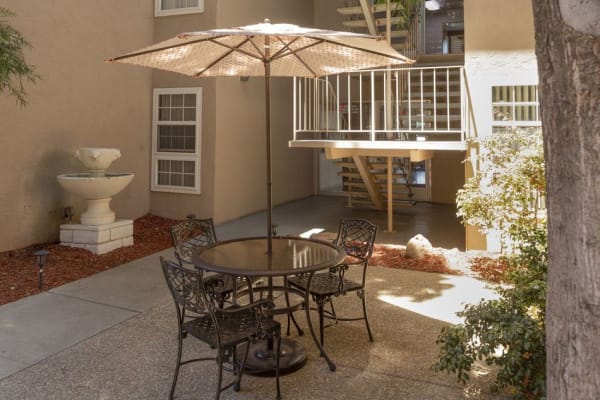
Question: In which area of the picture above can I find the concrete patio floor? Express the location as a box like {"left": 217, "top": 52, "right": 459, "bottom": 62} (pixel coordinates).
{"left": 0, "top": 196, "right": 506, "bottom": 399}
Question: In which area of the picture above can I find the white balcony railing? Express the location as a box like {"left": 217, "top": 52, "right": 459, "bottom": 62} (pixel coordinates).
{"left": 293, "top": 65, "right": 472, "bottom": 144}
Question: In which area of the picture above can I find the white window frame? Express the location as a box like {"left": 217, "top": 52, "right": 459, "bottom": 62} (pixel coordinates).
{"left": 154, "top": 0, "right": 204, "bottom": 17}
{"left": 152, "top": 87, "right": 202, "bottom": 194}
{"left": 491, "top": 85, "right": 541, "bottom": 129}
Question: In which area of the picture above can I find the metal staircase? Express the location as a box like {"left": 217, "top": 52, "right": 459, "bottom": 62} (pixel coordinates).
{"left": 337, "top": 0, "right": 421, "bottom": 57}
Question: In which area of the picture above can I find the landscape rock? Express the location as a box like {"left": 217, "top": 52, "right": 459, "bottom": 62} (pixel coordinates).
{"left": 405, "top": 234, "right": 433, "bottom": 259}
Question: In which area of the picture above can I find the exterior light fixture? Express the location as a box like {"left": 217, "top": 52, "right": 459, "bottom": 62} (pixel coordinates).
{"left": 425, "top": 0, "right": 441, "bottom": 11}
{"left": 34, "top": 249, "right": 49, "bottom": 289}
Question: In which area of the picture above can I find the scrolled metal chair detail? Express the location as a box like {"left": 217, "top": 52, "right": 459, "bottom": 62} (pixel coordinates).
{"left": 171, "top": 217, "right": 249, "bottom": 308}
{"left": 287, "top": 218, "right": 377, "bottom": 347}
{"left": 161, "top": 258, "right": 282, "bottom": 400}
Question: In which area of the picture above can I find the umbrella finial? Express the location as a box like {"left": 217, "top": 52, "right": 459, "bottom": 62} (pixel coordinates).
{"left": 264, "top": 18, "right": 271, "bottom": 24}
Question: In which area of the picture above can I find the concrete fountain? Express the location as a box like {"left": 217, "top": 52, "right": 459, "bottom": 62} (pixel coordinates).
{"left": 57, "top": 148, "right": 135, "bottom": 254}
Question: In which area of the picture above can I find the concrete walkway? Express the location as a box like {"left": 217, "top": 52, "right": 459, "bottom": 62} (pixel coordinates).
{"left": 0, "top": 196, "right": 505, "bottom": 399}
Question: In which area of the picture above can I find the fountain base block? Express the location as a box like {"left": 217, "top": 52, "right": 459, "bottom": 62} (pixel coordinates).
{"left": 60, "top": 219, "right": 134, "bottom": 255}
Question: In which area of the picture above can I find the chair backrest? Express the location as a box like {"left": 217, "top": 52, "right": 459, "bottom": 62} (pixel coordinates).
{"left": 335, "top": 218, "right": 377, "bottom": 262}
{"left": 171, "top": 218, "right": 218, "bottom": 264}
{"left": 161, "top": 257, "right": 212, "bottom": 315}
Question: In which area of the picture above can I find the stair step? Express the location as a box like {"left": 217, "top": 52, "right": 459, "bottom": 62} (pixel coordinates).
{"left": 339, "top": 172, "right": 362, "bottom": 179}
{"left": 343, "top": 181, "right": 366, "bottom": 188}
{"left": 346, "top": 191, "right": 370, "bottom": 197}
{"left": 342, "top": 16, "right": 406, "bottom": 29}
{"left": 392, "top": 43, "right": 408, "bottom": 52}
{"left": 340, "top": 172, "right": 407, "bottom": 180}
{"left": 337, "top": 4, "right": 392, "bottom": 15}
{"left": 368, "top": 162, "right": 403, "bottom": 169}
{"left": 336, "top": 161, "right": 358, "bottom": 168}
{"left": 389, "top": 30, "right": 410, "bottom": 39}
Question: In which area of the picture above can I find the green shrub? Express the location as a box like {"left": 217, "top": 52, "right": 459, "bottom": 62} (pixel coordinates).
{"left": 436, "top": 227, "right": 546, "bottom": 399}
{"left": 0, "top": 7, "right": 39, "bottom": 106}
{"left": 436, "top": 128, "right": 547, "bottom": 399}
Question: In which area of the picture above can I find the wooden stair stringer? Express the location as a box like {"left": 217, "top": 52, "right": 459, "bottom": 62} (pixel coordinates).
{"left": 352, "top": 155, "right": 385, "bottom": 210}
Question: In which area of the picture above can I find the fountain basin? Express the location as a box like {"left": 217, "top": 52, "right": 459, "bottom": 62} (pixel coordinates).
{"left": 57, "top": 173, "right": 134, "bottom": 200}
{"left": 75, "top": 148, "right": 122, "bottom": 175}
{"left": 58, "top": 173, "right": 134, "bottom": 225}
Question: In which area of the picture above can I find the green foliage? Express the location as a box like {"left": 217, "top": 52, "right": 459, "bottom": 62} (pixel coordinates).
{"left": 436, "top": 128, "right": 547, "bottom": 399}
{"left": 372, "top": 0, "right": 423, "bottom": 30}
{"left": 0, "top": 7, "right": 39, "bottom": 106}
{"left": 457, "top": 127, "right": 545, "bottom": 251}
{"left": 436, "top": 228, "right": 547, "bottom": 399}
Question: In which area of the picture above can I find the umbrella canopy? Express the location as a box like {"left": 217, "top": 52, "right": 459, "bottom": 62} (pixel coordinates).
{"left": 108, "top": 20, "right": 412, "bottom": 78}
{"left": 108, "top": 20, "right": 413, "bottom": 253}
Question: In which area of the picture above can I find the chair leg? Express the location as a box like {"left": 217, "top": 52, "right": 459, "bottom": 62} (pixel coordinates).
{"left": 284, "top": 278, "right": 304, "bottom": 336}
{"left": 275, "top": 330, "right": 282, "bottom": 400}
{"left": 234, "top": 343, "right": 250, "bottom": 392}
{"left": 359, "top": 290, "right": 373, "bottom": 342}
{"left": 328, "top": 299, "right": 338, "bottom": 324}
{"left": 318, "top": 301, "right": 325, "bottom": 348}
{"left": 215, "top": 350, "right": 224, "bottom": 400}
{"left": 169, "top": 330, "right": 184, "bottom": 400}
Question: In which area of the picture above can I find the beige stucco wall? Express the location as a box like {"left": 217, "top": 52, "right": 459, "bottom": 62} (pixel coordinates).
{"left": 149, "top": 0, "right": 218, "bottom": 220}
{"left": 0, "top": 1, "right": 154, "bottom": 251}
{"left": 430, "top": 151, "right": 465, "bottom": 204}
{"left": 464, "top": 0, "right": 538, "bottom": 251}
{"left": 313, "top": 0, "right": 347, "bottom": 30}
{"left": 212, "top": 0, "right": 315, "bottom": 224}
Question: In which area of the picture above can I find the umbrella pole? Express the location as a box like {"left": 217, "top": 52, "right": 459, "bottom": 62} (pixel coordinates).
{"left": 265, "top": 42, "right": 273, "bottom": 255}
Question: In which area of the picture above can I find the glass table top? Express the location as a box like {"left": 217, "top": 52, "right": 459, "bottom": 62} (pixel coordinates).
{"left": 193, "top": 236, "right": 346, "bottom": 277}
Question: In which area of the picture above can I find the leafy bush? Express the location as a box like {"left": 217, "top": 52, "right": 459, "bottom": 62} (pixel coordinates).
{"left": 0, "top": 7, "right": 39, "bottom": 106}
{"left": 436, "top": 128, "right": 547, "bottom": 399}
{"left": 456, "top": 127, "right": 545, "bottom": 251}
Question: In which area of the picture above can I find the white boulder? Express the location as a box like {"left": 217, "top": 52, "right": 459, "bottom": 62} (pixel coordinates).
{"left": 405, "top": 234, "right": 433, "bottom": 259}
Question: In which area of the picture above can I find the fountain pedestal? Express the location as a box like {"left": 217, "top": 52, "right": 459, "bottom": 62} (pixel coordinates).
{"left": 57, "top": 148, "right": 135, "bottom": 255}
{"left": 60, "top": 219, "right": 134, "bottom": 255}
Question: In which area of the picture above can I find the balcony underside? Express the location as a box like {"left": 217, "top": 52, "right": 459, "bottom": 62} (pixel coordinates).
{"left": 289, "top": 139, "right": 467, "bottom": 160}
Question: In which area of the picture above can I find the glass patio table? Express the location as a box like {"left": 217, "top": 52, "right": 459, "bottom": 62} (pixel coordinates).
{"left": 192, "top": 236, "right": 346, "bottom": 374}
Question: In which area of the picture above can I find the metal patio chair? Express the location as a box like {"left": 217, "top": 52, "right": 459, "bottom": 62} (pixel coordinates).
{"left": 171, "top": 217, "right": 249, "bottom": 308}
{"left": 161, "top": 258, "right": 281, "bottom": 400}
{"left": 287, "top": 218, "right": 377, "bottom": 347}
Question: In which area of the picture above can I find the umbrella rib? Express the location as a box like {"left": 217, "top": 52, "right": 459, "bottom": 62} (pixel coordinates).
{"left": 306, "top": 36, "right": 412, "bottom": 64}
{"left": 271, "top": 37, "right": 319, "bottom": 77}
{"left": 247, "top": 36, "right": 266, "bottom": 60}
{"left": 208, "top": 37, "right": 264, "bottom": 61}
{"left": 107, "top": 34, "right": 231, "bottom": 62}
{"left": 194, "top": 37, "right": 261, "bottom": 77}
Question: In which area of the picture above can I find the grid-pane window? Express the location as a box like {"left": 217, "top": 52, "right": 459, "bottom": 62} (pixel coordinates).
{"left": 155, "top": 0, "right": 204, "bottom": 16}
{"left": 152, "top": 88, "right": 201, "bottom": 193}
{"left": 492, "top": 85, "right": 540, "bottom": 128}
{"left": 157, "top": 159, "right": 196, "bottom": 188}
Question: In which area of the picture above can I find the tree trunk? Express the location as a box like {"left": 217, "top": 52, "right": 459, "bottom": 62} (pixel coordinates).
{"left": 532, "top": 0, "right": 600, "bottom": 398}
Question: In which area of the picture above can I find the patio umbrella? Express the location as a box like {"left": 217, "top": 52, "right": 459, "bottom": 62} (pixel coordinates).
{"left": 108, "top": 19, "right": 412, "bottom": 253}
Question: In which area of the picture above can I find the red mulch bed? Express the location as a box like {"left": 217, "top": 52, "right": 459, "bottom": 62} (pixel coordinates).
{"left": 370, "top": 244, "right": 460, "bottom": 275}
{"left": 1, "top": 215, "right": 468, "bottom": 307}
{"left": 0, "top": 214, "right": 180, "bottom": 306}
{"left": 470, "top": 256, "right": 509, "bottom": 283}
